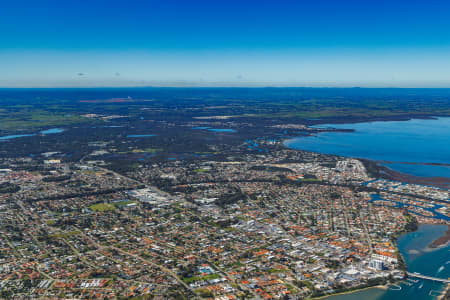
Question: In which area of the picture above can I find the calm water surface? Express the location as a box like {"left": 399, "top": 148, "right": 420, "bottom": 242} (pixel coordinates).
{"left": 208, "top": 128, "right": 235, "bottom": 132}
{"left": 0, "top": 134, "right": 36, "bottom": 140}
{"left": 191, "top": 127, "right": 236, "bottom": 132}
{"left": 0, "top": 128, "right": 64, "bottom": 140}
{"left": 126, "top": 134, "right": 156, "bottom": 138}
{"left": 40, "top": 128, "right": 64, "bottom": 134}
{"left": 285, "top": 117, "right": 450, "bottom": 178}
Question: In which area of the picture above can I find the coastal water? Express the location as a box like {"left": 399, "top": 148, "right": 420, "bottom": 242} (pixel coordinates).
{"left": 126, "top": 134, "right": 156, "bottom": 138}
{"left": 40, "top": 128, "right": 64, "bottom": 134}
{"left": 325, "top": 224, "right": 450, "bottom": 300}
{"left": 192, "top": 127, "right": 236, "bottom": 132}
{"left": 285, "top": 117, "right": 450, "bottom": 178}
{"left": 369, "top": 194, "right": 449, "bottom": 221}
{"left": 0, "top": 134, "right": 36, "bottom": 140}
{"left": 208, "top": 128, "right": 235, "bottom": 132}
{"left": 0, "top": 128, "right": 64, "bottom": 140}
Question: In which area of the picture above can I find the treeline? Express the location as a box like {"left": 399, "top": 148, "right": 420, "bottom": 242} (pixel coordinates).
{"left": 215, "top": 190, "right": 247, "bottom": 207}
{"left": 42, "top": 175, "right": 72, "bottom": 182}
{"left": 23, "top": 185, "right": 143, "bottom": 203}
{"left": 249, "top": 165, "right": 294, "bottom": 173}
{"left": 403, "top": 211, "right": 418, "bottom": 232}
{"left": 0, "top": 183, "right": 20, "bottom": 194}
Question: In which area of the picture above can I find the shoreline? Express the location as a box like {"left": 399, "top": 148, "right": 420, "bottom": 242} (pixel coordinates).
{"left": 379, "top": 165, "right": 450, "bottom": 190}
{"left": 378, "top": 161, "right": 450, "bottom": 167}
{"left": 311, "top": 221, "right": 424, "bottom": 300}
{"left": 428, "top": 225, "right": 450, "bottom": 249}
{"left": 437, "top": 283, "right": 450, "bottom": 300}
{"left": 283, "top": 116, "right": 450, "bottom": 190}
{"left": 303, "top": 114, "right": 447, "bottom": 127}
{"left": 313, "top": 223, "right": 450, "bottom": 300}
{"left": 311, "top": 284, "right": 388, "bottom": 299}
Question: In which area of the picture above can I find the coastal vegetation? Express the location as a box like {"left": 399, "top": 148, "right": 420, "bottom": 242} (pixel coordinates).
{"left": 89, "top": 203, "right": 116, "bottom": 212}
{"left": 0, "top": 182, "right": 20, "bottom": 194}
{"left": 2, "top": 88, "right": 450, "bottom": 135}
{"left": 403, "top": 211, "right": 419, "bottom": 233}
{"left": 428, "top": 225, "right": 450, "bottom": 248}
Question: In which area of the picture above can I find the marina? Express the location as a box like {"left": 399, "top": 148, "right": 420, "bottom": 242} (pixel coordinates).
{"left": 324, "top": 224, "right": 450, "bottom": 300}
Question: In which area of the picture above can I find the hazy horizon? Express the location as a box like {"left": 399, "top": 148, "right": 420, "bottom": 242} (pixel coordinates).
{"left": 2, "top": 0, "right": 450, "bottom": 88}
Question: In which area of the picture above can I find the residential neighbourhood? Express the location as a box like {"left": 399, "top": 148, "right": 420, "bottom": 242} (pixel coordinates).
{"left": 0, "top": 141, "right": 447, "bottom": 299}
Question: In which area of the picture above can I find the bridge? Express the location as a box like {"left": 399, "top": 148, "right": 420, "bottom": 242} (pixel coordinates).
{"left": 407, "top": 272, "right": 450, "bottom": 284}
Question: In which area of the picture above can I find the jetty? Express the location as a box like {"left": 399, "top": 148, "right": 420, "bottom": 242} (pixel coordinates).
{"left": 407, "top": 272, "right": 450, "bottom": 283}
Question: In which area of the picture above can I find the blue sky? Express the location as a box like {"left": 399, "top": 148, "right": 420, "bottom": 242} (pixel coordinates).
{"left": 1, "top": 0, "right": 450, "bottom": 87}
